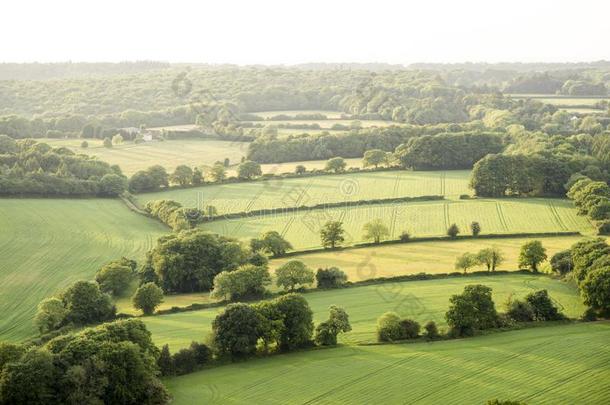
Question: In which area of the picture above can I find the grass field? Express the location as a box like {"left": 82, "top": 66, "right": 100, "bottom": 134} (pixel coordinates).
{"left": 136, "top": 170, "right": 472, "bottom": 215}
{"left": 165, "top": 321, "right": 610, "bottom": 404}
{"left": 114, "top": 234, "right": 592, "bottom": 314}
{"left": 200, "top": 198, "right": 593, "bottom": 250}
{"left": 143, "top": 273, "right": 586, "bottom": 350}
{"left": 0, "top": 198, "right": 167, "bottom": 341}
{"left": 270, "top": 235, "right": 591, "bottom": 280}
{"left": 40, "top": 138, "right": 249, "bottom": 175}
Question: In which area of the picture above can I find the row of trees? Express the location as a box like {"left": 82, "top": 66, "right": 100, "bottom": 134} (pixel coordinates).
{"left": 567, "top": 177, "right": 610, "bottom": 234}
{"left": 376, "top": 285, "right": 565, "bottom": 341}
{"left": 0, "top": 136, "right": 127, "bottom": 196}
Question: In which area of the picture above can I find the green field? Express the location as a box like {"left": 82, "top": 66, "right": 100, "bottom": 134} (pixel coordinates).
{"left": 270, "top": 235, "right": 591, "bottom": 281}
{"left": 144, "top": 273, "right": 586, "bottom": 350}
{"left": 136, "top": 170, "right": 472, "bottom": 215}
{"left": 201, "top": 198, "right": 593, "bottom": 250}
{"left": 40, "top": 138, "right": 249, "bottom": 175}
{"left": 165, "top": 321, "right": 610, "bottom": 404}
{"left": 0, "top": 198, "right": 167, "bottom": 341}
{"left": 114, "top": 234, "right": 591, "bottom": 314}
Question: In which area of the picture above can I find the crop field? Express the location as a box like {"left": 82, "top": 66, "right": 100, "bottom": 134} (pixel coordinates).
{"left": 270, "top": 235, "right": 590, "bottom": 280}
{"left": 0, "top": 198, "right": 167, "bottom": 341}
{"left": 40, "top": 138, "right": 249, "bottom": 175}
{"left": 144, "top": 273, "right": 586, "bottom": 350}
{"left": 136, "top": 170, "right": 472, "bottom": 215}
{"left": 165, "top": 322, "right": 610, "bottom": 404}
{"left": 201, "top": 198, "right": 594, "bottom": 250}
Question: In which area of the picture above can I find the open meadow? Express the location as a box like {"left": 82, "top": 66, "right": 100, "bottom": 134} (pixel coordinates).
{"left": 143, "top": 273, "right": 586, "bottom": 350}
{"left": 200, "top": 198, "right": 594, "bottom": 250}
{"left": 40, "top": 138, "right": 249, "bottom": 175}
{"left": 0, "top": 198, "right": 167, "bottom": 341}
{"left": 136, "top": 170, "right": 472, "bottom": 214}
{"left": 166, "top": 321, "right": 610, "bottom": 405}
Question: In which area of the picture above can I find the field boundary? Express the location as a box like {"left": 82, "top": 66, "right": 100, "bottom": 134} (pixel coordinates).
{"left": 146, "top": 270, "right": 557, "bottom": 318}
{"left": 279, "top": 231, "right": 582, "bottom": 257}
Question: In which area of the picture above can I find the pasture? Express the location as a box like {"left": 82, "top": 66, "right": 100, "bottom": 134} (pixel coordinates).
{"left": 270, "top": 234, "right": 590, "bottom": 281}
{"left": 143, "top": 273, "right": 586, "bottom": 350}
{"left": 40, "top": 138, "right": 249, "bottom": 175}
{"left": 165, "top": 322, "right": 610, "bottom": 404}
{"left": 201, "top": 198, "right": 594, "bottom": 250}
{"left": 136, "top": 170, "right": 472, "bottom": 215}
{"left": 0, "top": 198, "right": 167, "bottom": 341}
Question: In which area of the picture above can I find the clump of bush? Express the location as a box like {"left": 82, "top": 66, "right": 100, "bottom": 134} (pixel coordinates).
{"left": 446, "top": 284, "right": 499, "bottom": 337}
{"left": 376, "top": 312, "right": 421, "bottom": 342}
{"left": 158, "top": 341, "right": 212, "bottom": 376}
{"left": 144, "top": 199, "right": 208, "bottom": 231}
{"left": 314, "top": 305, "right": 351, "bottom": 346}
{"left": 315, "top": 267, "right": 348, "bottom": 289}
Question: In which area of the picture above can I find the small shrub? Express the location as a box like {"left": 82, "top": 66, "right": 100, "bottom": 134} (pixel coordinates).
{"left": 399, "top": 231, "right": 411, "bottom": 242}
{"left": 550, "top": 250, "right": 573, "bottom": 275}
{"left": 506, "top": 299, "right": 535, "bottom": 322}
{"left": 315, "top": 267, "right": 347, "bottom": 289}
{"left": 447, "top": 223, "right": 460, "bottom": 238}
{"left": 376, "top": 312, "right": 402, "bottom": 342}
{"left": 470, "top": 221, "right": 481, "bottom": 236}
{"left": 423, "top": 321, "right": 439, "bottom": 340}
{"left": 399, "top": 319, "right": 420, "bottom": 339}
{"left": 525, "top": 290, "right": 565, "bottom": 321}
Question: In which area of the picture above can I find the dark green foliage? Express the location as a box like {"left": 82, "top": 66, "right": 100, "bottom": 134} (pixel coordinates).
{"left": 399, "top": 319, "right": 421, "bottom": 339}
{"left": 395, "top": 132, "right": 504, "bottom": 170}
{"left": 580, "top": 267, "right": 610, "bottom": 317}
{"left": 157, "top": 344, "right": 174, "bottom": 376}
{"left": 95, "top": 261, "right": 133, "bottom": 296}
{"left": 447, "top": 223, "right": 460, "bottom": 238}
{"left": 570, "top": 238, "right": 610, "bottom": 282}
{"left": 237, "top": 160, "right": 262, "bottom": 180}
{"left": 550, "top": 250, "right": 573, "bottom": 275}
{"left": 0, "top": 139, "right": 125, "bottom": 196}
{"left": 525, "top": 290, "right": 565, "bottom": 321}
{"left": 250, "top": 231, "right": 293, "bottom": 257}
{"left": 128, "top": 165, "right": 169, "bottom": 192}
{"left": 470, "top": 221, "right": 481, "bottom": 236}
{"left": 172, "top": 347, "right": 197, "bottom": 375}
{"left": 212, "top": 303, "right": 262, "bottom": 358}
{"left": 505, "top": 298, "right": 535, "bottom": 322}
{"left": 0, "top": 348, "right": 58, "bottom": 405}
{"left": 275, "top": 261, "right": 314, "bottom": 291}
{"left": 0, "top": 320, "right": 169, "bottom": 405}
{"left": 0, "top": 343, "right": 24, "bottom": 373}
{"left": 315, "top": 267, "right": 348, "bottom": 289}
{"left": 320, "top": 221, "right": 345, "bottom": 248}
{"left": 486, "top": 400, "right": 528, "bottom": 405}
{"left": 471, "top": 154, "right": 575, "bottom": 197}
{"left": 518, "top": 240, "right": 547, "bottom": 272}
{"left": 211, "top": 265, "right": 271, "bottom": 301}
{"left": 145, "top": 229, "right": 249, "bottom": 293}
{"left": 132, "top": 282, "right": 164, "bottom": 315}
{"left": 170, "top": 165, "right": 193, "bottom": 186}
{"left": 273, "top": 294, "right": 314, "bottom": 351}
{"left": 145, "top": 199, "right": 205, "bottom": 231}
{"left": 446, "top": 285, "right": 499, "bottom": 336}
{"left": 314, "top": 306, "right": 351, "bottom": 346}
{"left": 376, "top": 312, "right": 402, "bottom": 342}
{"left": 59, "top": 281, "right": 116, "bottom": 326}
{"left": 423, "top": 321, "right": 440, "bottom": 340}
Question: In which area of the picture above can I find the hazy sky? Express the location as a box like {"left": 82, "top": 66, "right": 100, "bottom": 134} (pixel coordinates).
{"left": 3, "top": 0, "right": 609, "bottom": 64}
